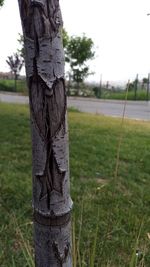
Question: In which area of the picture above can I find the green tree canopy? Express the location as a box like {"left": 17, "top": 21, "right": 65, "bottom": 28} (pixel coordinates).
{"left": 64, "top": 33, "right": 95, "bottom": 88}
{"left": 65, "top": 35, "right": 94, "bottom": 65}
{"left": 0, "top": 0, "right": 4, "bottom": 6}
{"left": 142, "top": 77, "right": 148, "bottom": 84}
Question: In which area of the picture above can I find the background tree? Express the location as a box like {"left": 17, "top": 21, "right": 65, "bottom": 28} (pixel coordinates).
{"left": 64, "top": 34, "right": 95, "bottom": 95}
{"left": 128, "top": 82, "right": 134, "bottom": 91}
{"left": 0, "top": 0, "right": 4, "bottom": 6}
{"left": 6, "top": 53, "right": 24, "bottom": 91}
{"left": 141, "top": 77, "right": 148, "bottom": 90}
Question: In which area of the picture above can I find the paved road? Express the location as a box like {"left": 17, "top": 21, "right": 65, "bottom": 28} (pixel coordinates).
{"left": 0, "top": 92, "right": 29, "bottom": 104}
{"left": 1, "top": 92, "right": 150, "bottom": 120}
{"left": 68, "top": 97, "right": 150, "bottom": 120}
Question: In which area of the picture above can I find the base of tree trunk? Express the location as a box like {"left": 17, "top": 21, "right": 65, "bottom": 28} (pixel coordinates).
{"left": 34, "top": 212, "right": 72, "bottom": 267}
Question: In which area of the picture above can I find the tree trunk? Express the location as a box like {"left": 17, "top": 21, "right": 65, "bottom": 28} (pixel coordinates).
{"left": 17, "top": 1, "right": 73, "bottom": 266}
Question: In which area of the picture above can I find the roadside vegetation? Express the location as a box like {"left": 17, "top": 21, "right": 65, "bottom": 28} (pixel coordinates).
{"left": 67, "top": 85, "right": 150, "bottom": 101}
{"left": 0, "top": 103, "right": 150, "bottom": 266}
{"left": 1, "top": 79, "right": 150, "bottom": 101}
{"left": 95, "top": 88, "right": 149, "bottom": 101}
{"left": 0, "top": 79, "right": 27, "bottom": 94}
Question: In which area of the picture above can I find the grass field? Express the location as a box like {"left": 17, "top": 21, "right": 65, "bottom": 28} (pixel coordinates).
{"left": 0, "top": 103, "right": 150, "bottom": 266}
{"left": 101, "top": 89, "right": 149, "bottom": 101}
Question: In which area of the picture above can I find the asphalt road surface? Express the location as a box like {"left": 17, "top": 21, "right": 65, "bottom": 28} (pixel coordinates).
{"left": 68, "top": 97, "right": 150, "bottom": 120}
{"left": 0, "top": 92, "right": 150, "bottom": 121}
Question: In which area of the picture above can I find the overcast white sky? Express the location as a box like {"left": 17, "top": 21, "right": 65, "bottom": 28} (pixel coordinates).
{"left": 0, "top": 0, "right": 150, "bottom": 83}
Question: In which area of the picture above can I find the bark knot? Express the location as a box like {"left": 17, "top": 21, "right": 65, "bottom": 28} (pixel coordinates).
{"left": 52, "top": 241, "right": 70, "bottom": 264}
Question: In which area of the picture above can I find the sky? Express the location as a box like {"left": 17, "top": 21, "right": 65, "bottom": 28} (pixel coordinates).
{"left": 0, "top": 0, "right": 150, "bottom": 84}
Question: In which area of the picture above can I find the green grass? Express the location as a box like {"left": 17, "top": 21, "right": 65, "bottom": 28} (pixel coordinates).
{"left": 0, "top": 103, "right": 150, "bottom": 266}
{"left": 100, "top": 89, "right": 149, "bottom": 101}
{"left": 0, "top": 79, "right": 27, "bottom": 94}
{"left": 70, "top": 86, "right": 149, "bottom": 101}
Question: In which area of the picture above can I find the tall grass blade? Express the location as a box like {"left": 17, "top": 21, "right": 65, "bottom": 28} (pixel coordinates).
{"left": 129, "top": 220, "right": 143, "bottom": 267}
{"left": 72, "top": 217, "right": 77, "bottom": 267}
{"left": 77, "top": 199, "right": 84, "bottom": 267}
{"left": 12, "top": 215, "right": 34, "bottom": 267}
{"left": 90, "top": 208, "right": 100, "bottom": 267}
{"left": 11, "top": 256, "right": 16, "bottom": 267}
{"left": 114, "top": 80, "right": 130, "bottom": 180}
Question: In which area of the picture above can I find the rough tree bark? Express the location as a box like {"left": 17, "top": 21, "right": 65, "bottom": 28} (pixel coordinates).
{"left": 17, "top": 1, "right": 73, "bottom": 266}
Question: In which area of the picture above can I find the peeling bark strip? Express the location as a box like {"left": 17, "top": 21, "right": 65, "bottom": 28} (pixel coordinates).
{"left": 18, "top": 1, "right": 73, "bottom": 266}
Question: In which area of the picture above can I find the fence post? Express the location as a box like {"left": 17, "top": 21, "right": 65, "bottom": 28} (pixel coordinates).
{"left": 134, "top": 74, "right": 138, "bottom": 100}
{"left": 146, "top": 73, "right": 150, "bottom": 101}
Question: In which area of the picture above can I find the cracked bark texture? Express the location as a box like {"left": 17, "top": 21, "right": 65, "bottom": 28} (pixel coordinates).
{"left": 18, "top": 1, "right": 73, "bottom": 266}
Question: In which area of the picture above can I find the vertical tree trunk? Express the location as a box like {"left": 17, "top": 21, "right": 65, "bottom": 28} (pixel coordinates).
{"left": 17, "top": 1, "right": 73, "bottom": 266}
